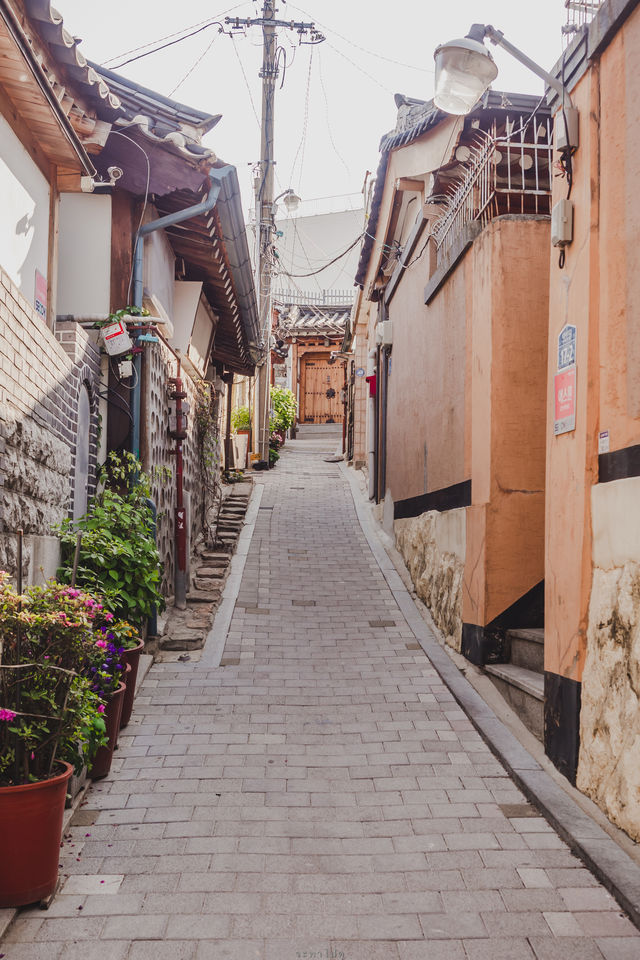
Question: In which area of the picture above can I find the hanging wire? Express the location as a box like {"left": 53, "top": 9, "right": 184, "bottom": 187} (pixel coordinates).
{"left": 168, "top": 32, "right": 221, "bottom": 97}
{"left": 277, "top": 233, "right": 365, "bottom": 278}
{"left": 104, "top": 130, "right": 151, "bottom": 304}
{"left": 288, "top": 46, "right": 315, "bottom": 189}
{"left": 102, "top": 3, "right": 245, "bottom": 68}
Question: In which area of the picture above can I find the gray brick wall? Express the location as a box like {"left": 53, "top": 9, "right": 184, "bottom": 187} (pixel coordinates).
{"left": 0, "top": 267, "right": 100, "bottom": 575}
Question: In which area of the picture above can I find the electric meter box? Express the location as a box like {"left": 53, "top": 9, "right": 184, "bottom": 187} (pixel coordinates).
{"left": 101, "top": 320, "right": 133, "bottom": 356}
{"left": 552, "top": 199, "right": 574, "bottom": 248}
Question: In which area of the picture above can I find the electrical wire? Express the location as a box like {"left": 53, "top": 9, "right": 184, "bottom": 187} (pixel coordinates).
{"left": 317, "top": 48, "right": 353, "bottom": 192}
{"left": 102, "top": 4, "right": 245, "bottom": 69}
{"left": 288, "top": 46, "right": 314, "bottom": 189}
{"left": 325, "top": 40, "right": 393, "bottom": 95}
{"left": 278, "top": 232, "right": 364, "bottom": 278}
{"left": 230, "top": 34, "right": 261, "bottom": 130}
{"left": 169, "top": 32, "right": 220, "bottom": 97}
{"left": 287, "top": 2, "right": 434, "bottom": 75}
{"left": 105, "top": 130, "right": 151, "bottom": 304}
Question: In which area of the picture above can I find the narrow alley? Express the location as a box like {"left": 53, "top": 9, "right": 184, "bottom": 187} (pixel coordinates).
{"left": 5, "top": 433, "right": 639, "bottom": 960}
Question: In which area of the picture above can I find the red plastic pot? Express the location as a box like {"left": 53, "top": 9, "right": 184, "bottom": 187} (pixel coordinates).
{"left": 0, "top": 761, "right": 72, "bottom": 907}
{"left": 89, "top": 681, "right": 126, "bottom": 780}
{"left": 120, "top": 638, "right": 145, "bottom": 729}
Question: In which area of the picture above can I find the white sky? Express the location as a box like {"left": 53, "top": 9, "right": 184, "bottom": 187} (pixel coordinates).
{"left": 61, "top": 0, "right": 569, "bottom": 225}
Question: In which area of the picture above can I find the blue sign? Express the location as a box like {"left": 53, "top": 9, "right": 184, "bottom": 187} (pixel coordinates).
{"left": 558, "top": 325, "right": 576, "bottom": 370}
{"left": 355, "top": 367, "right": 365, "bottom": 377}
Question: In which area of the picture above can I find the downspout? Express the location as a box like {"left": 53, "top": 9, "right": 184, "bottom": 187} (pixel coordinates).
{"left": 130, "top": 164, "right": 235, "bottom": 455}
{"left": 367, "top": 347, "right": 377, "bottom": 500}
{"left": 130, "top": 164, "right": 235, "bottom": 610}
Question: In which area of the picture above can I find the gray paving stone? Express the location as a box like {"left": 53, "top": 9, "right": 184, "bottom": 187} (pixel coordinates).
{"left": 22, "top": 438, "right": 640, "bottom": 958}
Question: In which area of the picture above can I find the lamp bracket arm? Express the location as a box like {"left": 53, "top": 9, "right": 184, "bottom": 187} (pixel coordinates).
{"left": 481, "top": 24, "right": 575, "bottom": 109}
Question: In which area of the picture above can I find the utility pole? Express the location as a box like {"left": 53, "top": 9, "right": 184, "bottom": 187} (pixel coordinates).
{"left": 256, "top": 0, "right": 277, "bottom": 463}
{"left": 225, "top": 5, "right": 323, "bottom": 463}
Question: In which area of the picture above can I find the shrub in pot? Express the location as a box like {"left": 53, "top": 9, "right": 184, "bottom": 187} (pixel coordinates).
{"left": 0, "top": 575, "right": 107, "bottom": 907}
{"left": 56, "top": 452, "right": 165, "bottom": 633}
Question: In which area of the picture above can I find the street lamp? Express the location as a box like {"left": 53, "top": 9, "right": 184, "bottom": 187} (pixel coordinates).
{"left": 434, "top": 23, "right": 578, "bottom": 151}
{"left": 273, "top": 188, "right": 301, "bottom": 216}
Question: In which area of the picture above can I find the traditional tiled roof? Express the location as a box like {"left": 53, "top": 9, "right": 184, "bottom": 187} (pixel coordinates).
{"left": 93, "top": 64, "right": 220, "bottom": 162}
{"left": 23, "top": 0, "right": 121, "bottom": 116}
{"left": 275, "top": 305, "right": 350, "bottom": 339}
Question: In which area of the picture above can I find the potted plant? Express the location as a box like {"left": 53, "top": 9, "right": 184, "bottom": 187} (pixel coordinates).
{"left": 0, "top": 575, "right": 107, "bottom": 907}
{"left": 269, "top": 386, "right": 297, "bottom": 441}
{"left": 84, "top": 628, "right": 126, "bottom": 779}
{"left": 231, "top": 406, "right": 251, "bottom": 469}
{"left": 56, "top": 452, "right": 165, "bottom": 633}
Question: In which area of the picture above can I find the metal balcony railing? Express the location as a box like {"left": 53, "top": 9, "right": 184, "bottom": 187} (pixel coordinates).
{"left": 273, "top": 288, "right": 355, "bottom": 306}
{"left": 564, "top": 0, "right": 602, "bottom": 29}
{"left": 431, "top": 115, "right": 554, "bottom": 264}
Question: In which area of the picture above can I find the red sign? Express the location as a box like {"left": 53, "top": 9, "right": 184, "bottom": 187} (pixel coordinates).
{"left": 34, "top": 270, "right": 47, "bottom": 323}
{"left": 554, "top": 366, "right": 576, "bottom": 435}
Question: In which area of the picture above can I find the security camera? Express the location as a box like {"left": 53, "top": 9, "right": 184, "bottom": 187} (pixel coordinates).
{"left": 107, "top": 166, "right": 123, "bottom": 183}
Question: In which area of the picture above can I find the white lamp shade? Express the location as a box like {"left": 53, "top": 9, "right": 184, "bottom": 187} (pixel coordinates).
{"left": 283, "top": 191, "right": 301, "bottom": 213}
{"left": 434, "top": 36, "right": 499, "bottom": 115}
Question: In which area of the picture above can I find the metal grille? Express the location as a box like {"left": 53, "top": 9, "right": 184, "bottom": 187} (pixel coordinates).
{"left": 273, "top": 288, "right": 355, "bottom": 306}
{"left": 564, "top": 0, "right": 602, "bottom": 28}
{"left": 432, "top": 115, "right": 553, "bottom": 264}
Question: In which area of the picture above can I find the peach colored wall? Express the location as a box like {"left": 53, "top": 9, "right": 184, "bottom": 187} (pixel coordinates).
{"left": 385, "top": 255, "right": 468, "bottom": 502}
{"left": 464, "top": 218, "right": 549, "bottom": 626}
{"left": 545, "top": 5, "right": 640, "bottom": 678}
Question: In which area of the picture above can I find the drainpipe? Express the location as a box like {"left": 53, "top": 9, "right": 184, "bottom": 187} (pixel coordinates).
{"left": 367, "top": 347, "right": 377, "bottom": 500}
{"left": 129, "top": 165, "right": 235, "bottom": 608}
{"left": 169, "top": 362, "right": 187, "bottom": 608}
{"left": 130, "top": 165, "right": 235, "bottom": 457}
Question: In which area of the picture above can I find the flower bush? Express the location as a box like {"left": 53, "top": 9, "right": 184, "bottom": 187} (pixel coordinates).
{"left": 231, "top": 406, "right": 251, "bottom": 432}
{"left": 0, "top": 576, "right": 109, "bottom": 787}
{"left": 57, "top": 452, "right": 164, "bottom": 629}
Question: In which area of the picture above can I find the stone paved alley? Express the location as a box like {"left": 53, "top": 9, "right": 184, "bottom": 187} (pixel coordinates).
{"left": 4, "top": 433, "right": 640, "bottom": 960}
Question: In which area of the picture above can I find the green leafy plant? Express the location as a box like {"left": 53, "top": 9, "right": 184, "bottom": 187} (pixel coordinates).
{"left": 231, "top": 406, "right": 252, "bottom": 432}
{"left": 56, "top": 452, "right": 165, "bottom": 628}
{"left": 0, "top": 576, "right": 108, "bottom": 787}
{"left": 268, "top": 447, "right": 280, "bottom": 466}
{"left": 270, "top": 386, "right": 297, "bottom": 433}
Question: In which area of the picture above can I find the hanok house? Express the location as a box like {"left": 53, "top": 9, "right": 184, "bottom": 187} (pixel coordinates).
{"left": 351, "top": 90, "right": 552, "bottom": 736}
{"left": 51, "top": 60, "right": 258, "bottom": 601}
{"left": 0, "top": 0, "right": 118, "bottom": 581}
{"left": 274, "top": 303, "right": 350, "bottom": 428}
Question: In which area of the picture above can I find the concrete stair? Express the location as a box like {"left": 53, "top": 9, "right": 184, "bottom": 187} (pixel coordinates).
{"left": 485, "top": 628, "right": 544, "bottom": 741}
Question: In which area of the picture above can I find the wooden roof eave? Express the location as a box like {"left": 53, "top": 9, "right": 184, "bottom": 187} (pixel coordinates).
{"left": 0, "top": 1, "right": 95, "bottom": 174}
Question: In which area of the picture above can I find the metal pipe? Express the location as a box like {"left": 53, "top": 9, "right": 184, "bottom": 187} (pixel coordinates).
{"left": 130, "top": 166, "right": 235, "bottom": 457}
{"left": 482, "top": 25, "right": 575, "bottom": 108}
{"left": 170, "top": 361, "right": 188, "bottom": 610}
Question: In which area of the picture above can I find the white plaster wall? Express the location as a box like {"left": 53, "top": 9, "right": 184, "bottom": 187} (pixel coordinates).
{"left": 0, "top": 114, "right": 50, "bottom": 305}
{"left": 395, "top": 507, "right": 466, "bottom": 650}
{"left": 144, "top": 225, "right": 175, "bottom": 320}
{"left": 57, "top": 193, "right": 112, "bottom": 317}
{"left": 578, "top": 476, "right": 640, "bottom": 840}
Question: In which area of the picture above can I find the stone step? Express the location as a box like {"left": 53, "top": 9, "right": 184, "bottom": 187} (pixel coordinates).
{"left": 507, "top": 628, "right": 544, "bottom": 673}
{"left": 485, "top": 664, "right": 544, "bottom": 742}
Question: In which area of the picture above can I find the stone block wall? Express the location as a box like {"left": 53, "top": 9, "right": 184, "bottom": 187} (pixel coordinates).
{"left": 395, "top": 508, "right": 466, "bottom": 651}
{"left": 0, "top": 267, "right": 100, "bottom": 581}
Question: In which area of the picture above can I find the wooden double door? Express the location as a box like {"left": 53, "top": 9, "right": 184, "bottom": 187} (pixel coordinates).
{"left": 299, "top": 354, "right": 344, "bottom": 424}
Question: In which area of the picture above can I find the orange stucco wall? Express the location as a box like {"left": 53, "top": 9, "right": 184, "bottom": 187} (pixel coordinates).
{"left": 385, "top": 251, "right": 468, "bottom": 501}
{"left": 385, "top": 212, "right": 548, "bottom": 629}
{"left": 545, "top": 4, "right": 640, "bottom": 678}
{"left": 464, "top": 218, "right": 549, "bottom": 626}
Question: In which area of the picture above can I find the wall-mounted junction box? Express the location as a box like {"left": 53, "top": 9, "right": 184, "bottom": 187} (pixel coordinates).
{"left": 552, "top": 199, "right": 574, "bottom": 248}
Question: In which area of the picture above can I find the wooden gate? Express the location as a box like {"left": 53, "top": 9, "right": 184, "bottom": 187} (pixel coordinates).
{"left": 300, "top": 355, "right": 344, "bottom": 424}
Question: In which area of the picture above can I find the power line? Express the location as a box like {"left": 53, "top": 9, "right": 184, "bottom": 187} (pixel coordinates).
{"left": 168, "top": 32, "right": 220, "bottom": 97}
{"left": 288, "top": 2, "right": 433, "bottom": 76}
{"left": 288, "top": 46, "right": 315, "bottom": 189}
{"left": 102, "top": 4, "right": 245, "bottom": 68}
{"left": 278, "top": 233, "right": 364, "bottom": 278}
{"left": 325, "top": 40, "right": 393, "bottom": 95}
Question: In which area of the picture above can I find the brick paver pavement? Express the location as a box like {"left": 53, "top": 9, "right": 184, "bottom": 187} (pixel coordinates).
{"left": 4, "top": 432, "right": 640, "bottom": 960}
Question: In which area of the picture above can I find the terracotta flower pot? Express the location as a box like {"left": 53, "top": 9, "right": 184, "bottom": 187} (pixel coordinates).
{"left": 120, "top": 638, "right": 145, "bottom": 729}
{"left": 89, "top": 681, "right": 126, "bottom": 780}
{"left": 0, "top": 762, "right": 72, "bottom": 907}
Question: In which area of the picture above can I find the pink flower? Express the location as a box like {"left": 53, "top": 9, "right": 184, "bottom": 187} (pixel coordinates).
{"left": 104, "top": 612, "right": 114, "bottom": 622}
{"left": 97, "top": 704, "right": 106, "bottom": 714}
{"left": 95, "top": 639, "right": 107, "bottom": 649}
{"left": 0, "top": 709, "right": 17, "bottom": 722}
